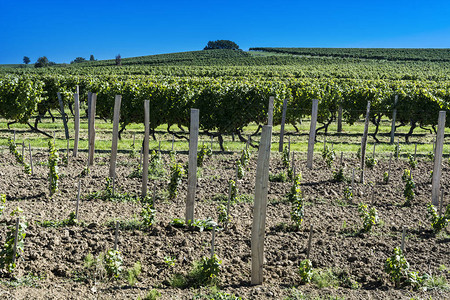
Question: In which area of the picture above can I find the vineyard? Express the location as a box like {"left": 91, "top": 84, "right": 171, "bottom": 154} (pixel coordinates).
{"left": 0, "top": 48, "right": 449, "bottom": 299}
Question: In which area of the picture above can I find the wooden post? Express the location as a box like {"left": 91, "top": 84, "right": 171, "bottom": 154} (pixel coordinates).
{"left": 306, "top": 99, "right": 319, "bottom": 169}
{"left": 390, "top": 95, "right": 398, "bottom": 144}
{"left": 186, "top": 109, "right": 200, "bottom": 224}
{"left": 142, "top": 100, "right": 150, "bottom": 197}
{"left": 28, "top": 143, "right": 33, "bottom": 175}
{"left": 288, "top": 136, "right": 291, "bottom": 153}
{"left": 171, "top": 135, "right": 174, "bottom": 152}
{"left": 211, "top": 225, "right": 216, "bottom": 258}
{"left": 337, "top": 105, "right": 343, "bottom": 133}
{"left": 57, "top": 92, "right": 70, "bottom": 140}
{"left": 76, "top": 179, "right": 81, "bottom": 220}
{"left": 12, "top": 218, "right": 19, "bottom": 266}
{"left": 414, "top": 143, "right": 417, "bottom": 161}
{"left": 360, "top": 101, "right": 371, "bottom": 183}
{"left": 251, "top": 125, "right": 272, "bottom": 285}
{"left": 278, "top": 98, "right": 288, "bottom": 152}
{"left": 396, "top": 139, "right": 399, "bottom": 160}
{"left": 323, "top": 136, "right": 326, "bottom": 152}
{"left": 114, "top": 221, "right": 119, "bottom": 251}
{"left": 351, "top": 169, "right": 355, "bottom": 197}
{"left": 432, "top": 111, "right": 446, "bottom": 206}
{"left": 152, "top": 184, "right": 157, "bottom": 207}
{"left": 88, "top": 93, "right": 97, "bottom": 166}
{"left": 225, "top": 181, "right": 232, "bottom": 231}
{"left": 401, "top": 227, "right": 406, "bottom": 252}
{"left": 13, "top": 130, "right": 16, "bottom": 143}
{"left": 306, "top": 225, "right": 313, "bottom": 259}
{"left": 109, "top": 95, "right": 122, "bottom": 178}
{"left": 73, "top": 93, "right": 80, "bottom": 157}
{"left": 267, "top": 96, "right": 274, "bottom": 126}
{"left": 340, "top": 151, "right": 343, "bottom": 166}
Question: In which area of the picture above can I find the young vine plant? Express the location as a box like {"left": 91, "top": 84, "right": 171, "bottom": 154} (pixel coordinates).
{"left": 0, "top": 207, "right": 27, "bottom": 273}
{"left": 426, "top": 203, "right": 450, "bottom": 233}
{"left": 8, "top": 138, "right": 31, "bottom": 174}
{"left": 48, "top": 140, "right": 59, "bottom": 195}
{"left": 168, "top": 162, "right": 184, "bottom": 200}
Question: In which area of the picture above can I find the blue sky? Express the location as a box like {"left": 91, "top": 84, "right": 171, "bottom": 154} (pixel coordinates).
{"left": 1, "top": 0, "right": 449, "bottom": 64}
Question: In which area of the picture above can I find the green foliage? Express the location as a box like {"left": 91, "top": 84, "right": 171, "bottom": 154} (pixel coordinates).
{"left": 86, "top": 177, "right": 135, "bottom": 202}
{"left": 383, "top": 171, "right": 389, "bottom": 184}
{"left": 138, "top": 289, "right": 161, "bottom": 300}
{"left": 79, "top": 166, "right": 90, "bottom": 177}
{"left": 332, "top": 167, "right": 346, "bottom": 182}
{"left": 8, "top": 138, "right": 31, "bottom": 174}
{"left": 0, "top": 208, "right": 27, "bottom": 272}
{"left": 48, "top": 140, "right": 59, "bottom": 195}
{"left": 239, "top": 148, "right": 250, "bottom": 168}
{"left": 236, "top": 159, "right": 245, "bottom": 180}
{"left": 170, "top": 217, "right": 217, "bottom": 232}
{"left": 164, "top": 256, "right": 176, "bottom": 268}
{"left": 358, "top": 203, "right": 378, "bottom": 232}
{"left": 298, "top": 259, "right": 313, "bottom": 283}
{"left": 282, "top": 145, "right": 290, "bottom": 169}
{"left": 0, "top": 194, "right": 5, "bottom": 217}
{"left": 407, "top": 153, "right": 417, "bottom": 169}
{"left": 394, "top": 143, "right": 401, "bottom": 157}
{"left": 197, "top": 144, "right": 212, "bottom": 167}
{"left": 288, "top": 175, "right": 304, "bottom": 229}
{"left": 269, "top": 172, "right": 288, "bottom": 182}
{"left": 193, "top": 291, "right": 242, "bottom": 300}
{"left": 204, "top": 40, "right": 239, "bottom": 50}
{"left": 343, "top": 185, "right": 353, "bottom": 202}
{"left": 141, "top": 202, "right": 156, "bottom": 229}
{"left": 365, "top": 156, "right": 377, "bottom": 169}
{"left": 427, "top": 151, "right": 435, "bottom": 161}
{"left": 322, "top": 145, "right": 335, "bottom": 168}
{"left": 217, "top": 203, "right": 229, "bottom": 225}
{"left": 37, "top": 211, "right": 78, "bottom": 227}
{"left": 104, "top": 249, "right": 123, "bottom": 278}
{"left": 402, "top": 169, "right": 415, "bottom": 206}
{"left": 427, "top": 204, "right": 450, "bottom": 233}
{"left": 126, "top": 261, "right": 141, "bottom": 286}
{"left": 356, "top": 147, "right": 361, "bottom": 160}
{"left": 187, "top": 255, "right": 222, "bottom": 287}
{"left": 228, "top": 180, "right": 237, "bottom": 204}
{"left": 168, "top": 162, "right": 184, "bottom": 200}
{"left": 385, "top": 247, "right": 428, "bottom": 289}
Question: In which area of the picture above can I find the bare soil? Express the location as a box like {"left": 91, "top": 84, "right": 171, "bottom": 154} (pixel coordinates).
{"left": 0, "top": 148, "right": 449, "bottom": 300}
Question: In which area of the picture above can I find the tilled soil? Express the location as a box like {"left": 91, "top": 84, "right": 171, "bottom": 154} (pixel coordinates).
{"left": 0, "top": 149, "right": 449, "bottom": 300}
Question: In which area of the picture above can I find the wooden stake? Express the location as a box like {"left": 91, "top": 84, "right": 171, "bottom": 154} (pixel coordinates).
{"left": 401, "top": 226, "right": 406, "bottom": 252}
{"left": 109, "top": 95, "right": 122, "bottom": 178}
{"left": 225, "top": 181, "right": 232, "bottom": 231}
{"left": 288, "top": 136, "right": 291, "bottom": 154}
{"left": 396, "top": 139, "right": 399, "bottom": 160}
{"left": 360, "top": 101, "right": 371, "bottom": 183}
{"left": 28, "top": 143, "right": 33, "bottom": 175}
{"left": 185, "top": 109, "right": 200, "bottom": 224}
{"left": 267, "top": 96, "right": 274, "bottom": 126}
{"left": 114, "top": 221, "right": 119, "bottom": 251}
{"left": 13, "top": 130, "right": 16, "bottom": 143}
{"left": 414, "top": 143, "right": 417, "bottom": 161}
{"left": 439, "top": 189, "right": 444, "bottom": 217}
{"left": 279, "top": 98, "right": 288, "bottom": 152}
{"left": 211, "top": 225, "right": 217, "bottom": 259}
{"left": 158, "top": 141, "right": 161, "bottom": 153}
{"left": 142, "top": 100, "right": 150, "bottom": 197}
{"left": 66, "top": 139, "right": 70, "bottom": 164}
{"left": 88, "top": 93, "right": 97, "bottom": 166}
{"left": 22, "top": 142, "right": 25, "bottom": 159}
{"left": 73, "top": 93, "right": 80, "bottom": 157}
{"left": 432, "top": 111, "right": 446, "bottom": 206}
{"left": 351, "top": 169, "right": 355, "bottom": 197}
{"left": 57, "top": 92, "right": 70, "bottom": 140}
{"left": 12, "top": 218, "right": 19, "bottom": 266}
{"left": 390, "top": 95, "right": 398, "bottom": 144}
{"left": 171, "top": 135, "right": 174, "bottom": 152}
{"left": 307, "top": 99, "right": 319, "bottom": 169}
{"left": 340, "top": 151, "right": 343, "bottom": 166}
{"left": 76, "top": 179, "right": 81, "bottom": 220}
{"left": 337, "top": 105, "right": 343, "bottom": 133}
{"left": 306, "top": 225, "right": 313, "bottom": 260}
{"left": 251, "top": 125, "right": 272, "bottom": 285}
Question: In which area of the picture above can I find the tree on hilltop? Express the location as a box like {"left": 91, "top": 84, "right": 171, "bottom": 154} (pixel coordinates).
{"left": 71, "top": 57, "right": 86, "bottom": 64}
{"left": 115, "top": 54, "right": 122, "bottom": 66}
{"left": 90, "top": 54, "right": 95, "bottom": 61}
{"left": 204, "top": 40, "right": 240, "bottom": 50}
{"left": 23, "top": 56, "right": 30, "bottom": 64}
{"left": 34, "top": 56, "right": 49, "bottom": 68}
